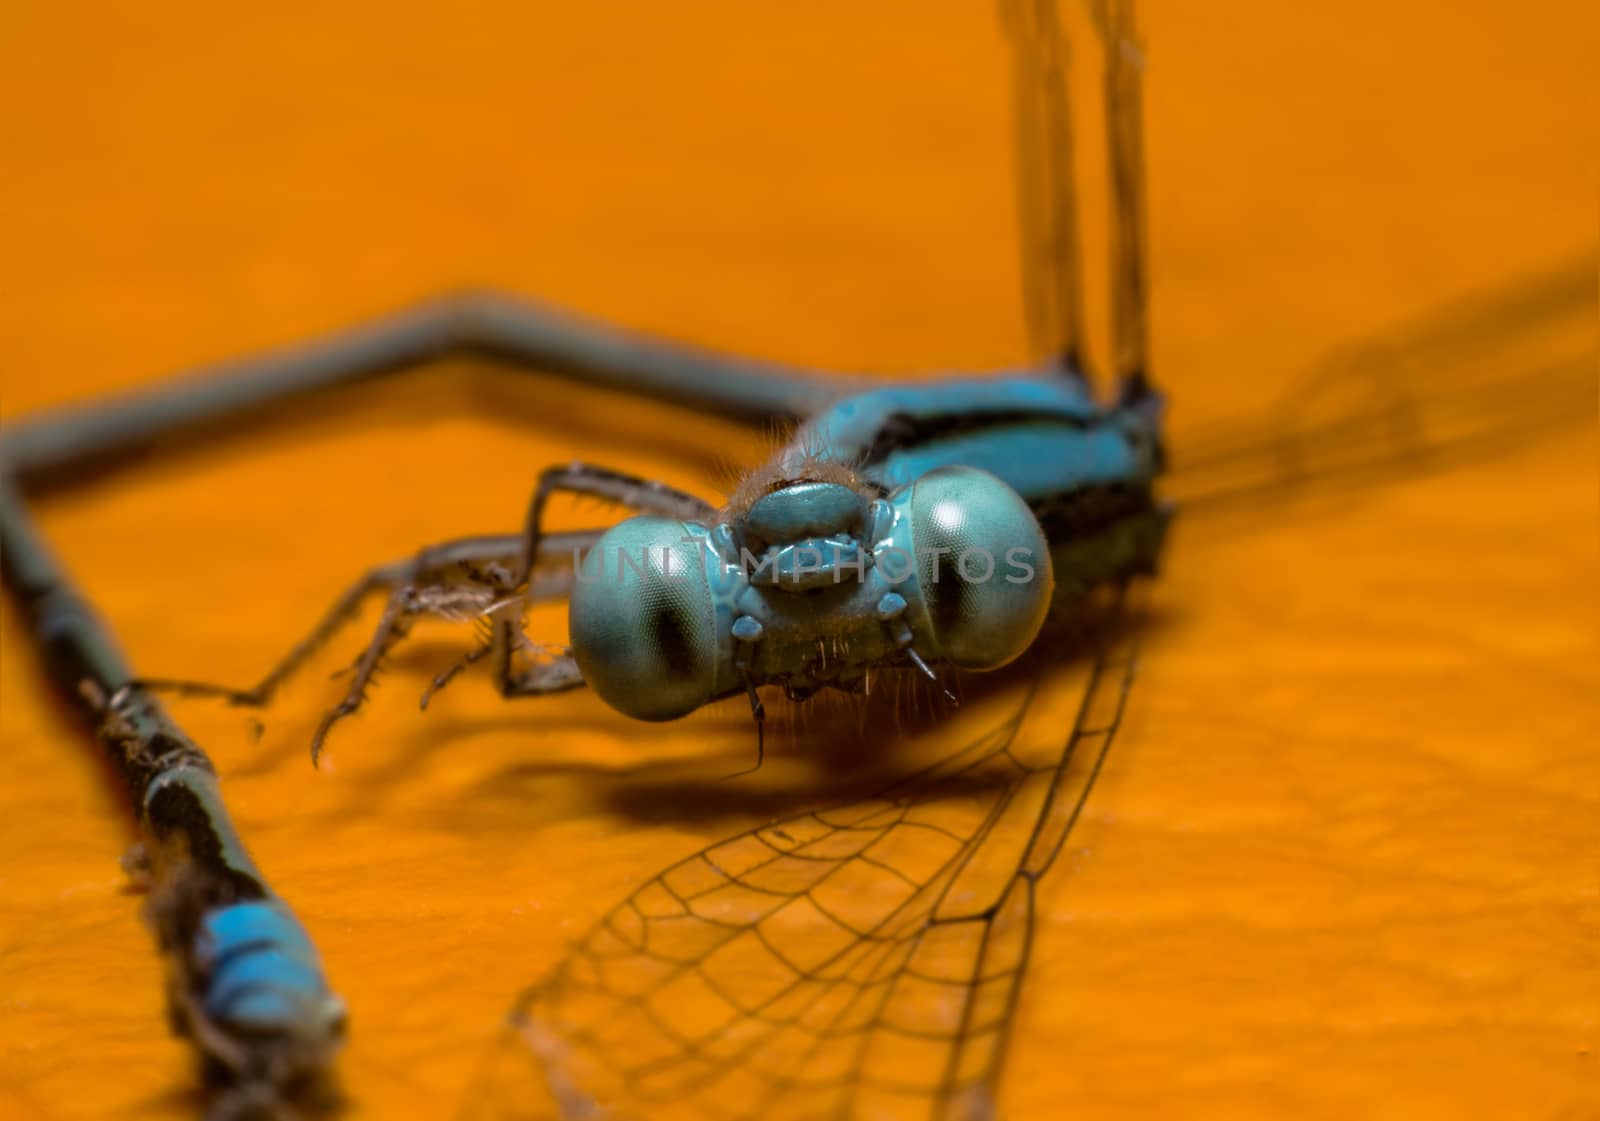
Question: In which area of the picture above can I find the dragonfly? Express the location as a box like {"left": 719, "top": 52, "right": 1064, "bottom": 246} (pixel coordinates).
{"left": 0, "top": 3, "right": 1154, "bottom": 1114}
{"left": 0, "top": 1, "right": 1592, "bottom": 1119}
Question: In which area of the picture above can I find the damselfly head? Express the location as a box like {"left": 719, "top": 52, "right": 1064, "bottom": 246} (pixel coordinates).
{"left": 568, "top": 467, "right": 1056, "bottom": 725}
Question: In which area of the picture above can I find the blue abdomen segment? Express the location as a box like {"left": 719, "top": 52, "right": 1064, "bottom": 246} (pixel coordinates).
{"left": 194, "top": 900, "right": 344, "bottom": 1040}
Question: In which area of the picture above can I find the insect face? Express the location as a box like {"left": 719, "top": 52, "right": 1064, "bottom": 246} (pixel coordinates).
{"left": 568, "top": 466, "right": 1054, "bottom": 723}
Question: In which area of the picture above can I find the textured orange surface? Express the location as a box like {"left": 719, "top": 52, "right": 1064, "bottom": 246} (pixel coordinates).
{"left": 1, "top": 3, "right": 1596, "bottom": 1120}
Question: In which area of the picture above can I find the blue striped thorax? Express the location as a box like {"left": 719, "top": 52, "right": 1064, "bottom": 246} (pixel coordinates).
{"left": 566, "top": 376, "right": 1162, "bottom": 725}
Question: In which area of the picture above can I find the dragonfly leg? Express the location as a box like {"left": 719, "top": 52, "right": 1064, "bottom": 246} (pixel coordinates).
{"left": 491, "top": 458, "right": 755, "bottom": 760}
{"left": 139, "top": 520, "right": 616, "bottom": 759}
{"left": 307, "top": 530, "right": 613, "bottom": 762}
{"left": 484, "top": 462, "right": 716, "bottom": 707}
{"left": 419, "top": 638, "right": 498, "bottom": 711}
{"left": 137, "top": 565, "right": 405, "bottom": 708}
{"left": 135, "top": 534, "right": 528, "bottom": 708}
{"left": 514, "top": 461, "right": 716, "bottom": 584}
{"left": 718, "top": 674, "right": 767, "bottom": 779}
{"left": 495, "top": 654, "right": 586, "bottom": 699}
{"left": 308, "top": 580, "right": 423, "bottom": 765}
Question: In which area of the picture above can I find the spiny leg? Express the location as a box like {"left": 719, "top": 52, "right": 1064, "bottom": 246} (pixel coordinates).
{"left": 485, "top": 462, "right": 718, "bottom": 710}
{"left": 514, "top": 461, "right": 716, "bottom": 585}
{"left": 494, "top": 644, "right": 587, "bottom": 699}
{"left": 311, "top": 583, "right": 419, "bottom": 764}
{"left": 419, "top": 634, "right": 497, "bottom": 711}
{"left": 428, "top": 607, "right": 584, "bottom": 709}
{"left": 505, "top": 462, "right": 772, "bottom": 765}
{"left": 308, "top": 528, "right": 606, "bottom": 762}
{"left": 136, "top": 534, "right": 531, "bottom": 708}
{"left": 487, "top": 631, "right": 761, "bottom": 777}
{"left": 137, "top": 566, "right": 405, "bottom": 707}
{"left": 1092, "top": 0, "right": 1156, "bottom": 404}
{"left": 3, "top": 285, "right": 827, "bottom": 765}
{"left": 137, "top": 530, "right": 604, "bottom": 763}
{"left": 1002, "top": 0, "right": 1093, "bottom": 383}
{"left": 494, "top": 462, "right": 717, "bottom": 703}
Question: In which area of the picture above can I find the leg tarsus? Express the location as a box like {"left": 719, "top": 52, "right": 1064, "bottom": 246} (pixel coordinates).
{"left": 497, "top": 653, "right": 586, "bottom": 698}
{"left": 309, "top": 700, "right": 360, "bottom": 769}
{"left": 722, "top": 677, "right": 767, "bottom": 779}
{"left": 906, "top": 646, "right": 959, "bottom": 707}
{"left": 134, "top": 564, "right": 401, "bottom": 709}
{"left": 143, "top": 523, "right": 607, "bottom": 762}
{"left": 307, "top": 587, "right": 417, "bottom": 765}
{"left": 419, "top": 639, "right": 496, "bottom": 710}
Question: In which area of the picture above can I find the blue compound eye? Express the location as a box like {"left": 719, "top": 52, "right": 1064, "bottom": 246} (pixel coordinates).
{"left": 569, "top": 518, "right": 720, "bottom": 720}
{"left": 906, "top": 467, "right": 1054, "bottom": 670}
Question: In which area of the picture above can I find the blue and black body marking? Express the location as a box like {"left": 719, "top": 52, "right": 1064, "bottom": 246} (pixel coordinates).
{"left": 569, "top": 370, "right": 1170, "bottom": 723}
{"left": 0, "top": 259, "right": 1170, "bottom": 1120}
{"left": 0, "top": 470, "right": 344, "bottom": 1114}
{"left": 800, "top": 372, "right": 1170, "bottom": 586}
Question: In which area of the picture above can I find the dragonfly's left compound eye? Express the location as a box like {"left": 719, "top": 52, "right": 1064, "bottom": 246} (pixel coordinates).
{"left": 570, "top": 518, "right": 721, "bottom": 721}
{"left": 900, "top": 466, "right": 1054, "bottom": 670}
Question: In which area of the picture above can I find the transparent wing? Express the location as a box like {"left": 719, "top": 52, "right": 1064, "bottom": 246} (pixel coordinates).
{"left": 465, "top": 586, "right": 1144, "bottom": 1121}
{"left": 457, "top": 255, "right": 1594, "bottom": 1121}
{"left": 1001, "top": 0, "right": 1087, "bottom": 370}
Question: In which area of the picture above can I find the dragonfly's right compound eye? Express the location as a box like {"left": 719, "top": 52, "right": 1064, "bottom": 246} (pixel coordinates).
{"left": 569, "top": 517, "right": 721, "bottom": 721}
{"left": 898, "top": 466, "right": 1054, "bottom": 670}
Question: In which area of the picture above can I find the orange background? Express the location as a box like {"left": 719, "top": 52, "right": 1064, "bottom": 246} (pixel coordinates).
{"left": 1, "top": 2, "right": 1595, "bottom": 1119}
